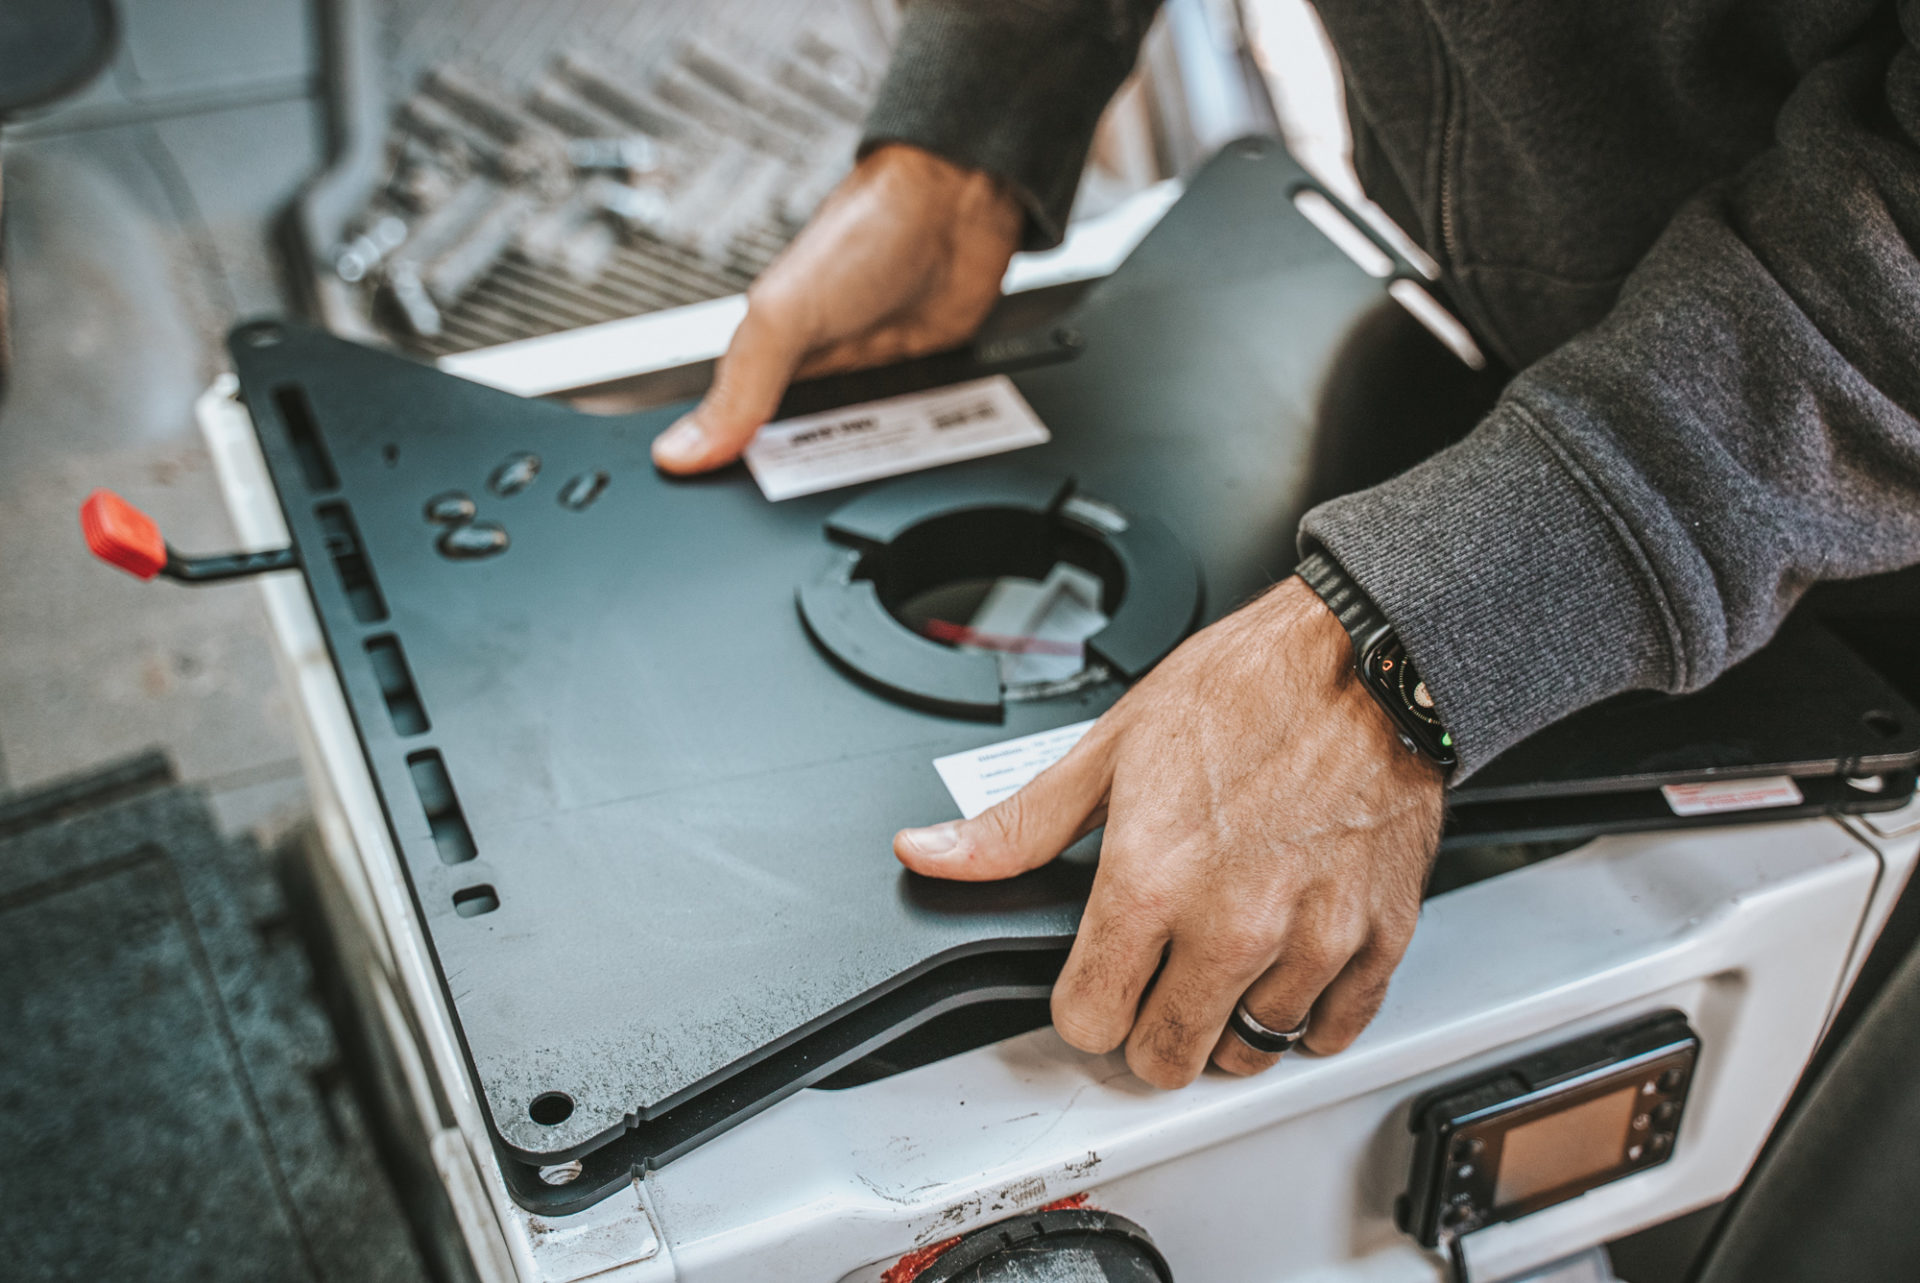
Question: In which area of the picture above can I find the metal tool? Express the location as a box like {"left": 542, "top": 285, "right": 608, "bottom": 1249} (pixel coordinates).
{"left": 80, "top": 490, "right": 296, "bottom": 584}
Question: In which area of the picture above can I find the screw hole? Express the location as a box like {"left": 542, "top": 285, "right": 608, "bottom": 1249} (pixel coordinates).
{"left": 529, "top": 1092, "right": 574, "bottom": 1126}
{"left": 1864, "top": 709, "right": 1902, "bottom": 739}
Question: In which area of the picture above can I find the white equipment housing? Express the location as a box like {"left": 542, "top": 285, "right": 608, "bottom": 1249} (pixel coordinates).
{"left": 199, "top": 188, "right": 1920, "bottom": 1283}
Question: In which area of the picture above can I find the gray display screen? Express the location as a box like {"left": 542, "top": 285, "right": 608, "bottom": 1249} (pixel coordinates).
{"left": 1494, "top": 1086, "right": 1638, "bottom": 1207}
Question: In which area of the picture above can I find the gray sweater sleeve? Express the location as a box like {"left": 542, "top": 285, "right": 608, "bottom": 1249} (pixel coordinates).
{"left": 861, "top": 0, "right": 1163, "bottom": 248}
{"left": 1302, "top": 27, "right": 1920, "bottom": 775}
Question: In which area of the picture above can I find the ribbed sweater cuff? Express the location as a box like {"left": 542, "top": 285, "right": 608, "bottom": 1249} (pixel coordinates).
{"left": 860, "top": 2, "right": 1150, "bottom": 249}
{"left": 1299, "top": 403, "right": 1678, "bottom": 777}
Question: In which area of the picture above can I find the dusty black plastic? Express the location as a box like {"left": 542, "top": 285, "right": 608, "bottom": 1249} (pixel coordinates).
{"left": 799, "top": 469, "right": 1203, "bottom": 715}
{"left": 799, "top": 564, "right": 1008, "bottom": 718}
{"left": 230, "top": 137, "right": 1920, "bottom": 1215}
{"left": 1457, "top": 616, "right": 1920, "bottom": 803}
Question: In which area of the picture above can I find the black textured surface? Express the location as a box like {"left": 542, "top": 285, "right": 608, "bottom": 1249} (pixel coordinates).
{"left": 1458, "top": 617, "right": 1920, "bottom": 801}
{"left": 232, "top": 138, "right": 1920, "bottom": 1213}
{"left": 0, "top": 757, "right": 424, "bottom": 1283}
{"left": 799, "top": 469, "right": 1202, "bottom": 716}
{"left": 237, "top": 139, "right": 1406, "bottom": 1206}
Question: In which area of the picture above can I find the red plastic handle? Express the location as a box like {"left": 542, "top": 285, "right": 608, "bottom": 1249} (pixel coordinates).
{"left": 80, "top": 489, "right": 169, "bottom": 580}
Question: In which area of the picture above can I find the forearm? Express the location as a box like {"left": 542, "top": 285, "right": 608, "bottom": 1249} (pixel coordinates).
{"left": 861, "top": 0, "right": 1163, "bottom": 248}
{"left": 1303, "top": 23, "right": 1920, "bottom": 775}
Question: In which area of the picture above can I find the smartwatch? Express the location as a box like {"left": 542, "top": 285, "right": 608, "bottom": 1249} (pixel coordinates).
{"left": 1297, "top": 550, "right": 1456, "bottom": 768}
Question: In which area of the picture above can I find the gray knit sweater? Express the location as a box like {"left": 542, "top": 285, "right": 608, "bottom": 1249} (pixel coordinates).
{"left": 861, "top": 0, "right": 1920, "bottom": 776}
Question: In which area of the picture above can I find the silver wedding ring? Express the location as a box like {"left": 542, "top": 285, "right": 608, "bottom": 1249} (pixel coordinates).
{"left": 1229, "top": 1001, "right": 1310, "bottom": 1055}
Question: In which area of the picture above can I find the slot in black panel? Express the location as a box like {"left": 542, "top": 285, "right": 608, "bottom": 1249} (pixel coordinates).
{"left": 314, "top": 503, "right": 387, "bottom": 623}
{"left": 366, "top": 635, "right": 429, "bottom": 735}
{"left": 274, "top": 384, "right": 340, "bottom": 491}
{"left": 407, "top": 751, "right": 476, "bottom": 865}
{"left": 454, "top": 884, "right": 500, "bottom": 917}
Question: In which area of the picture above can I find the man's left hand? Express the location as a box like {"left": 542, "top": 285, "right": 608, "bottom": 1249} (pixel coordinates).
{"left": 893, "top": 577, "right": 1447, "bottom": 1087}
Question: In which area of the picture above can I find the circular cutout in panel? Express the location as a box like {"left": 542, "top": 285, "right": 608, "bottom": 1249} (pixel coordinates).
{"left": 529, "top": 1092, "right": 575, "bottom": 1126}
{"left": 797, "top": 470, "right": 1202, "bottom": 718}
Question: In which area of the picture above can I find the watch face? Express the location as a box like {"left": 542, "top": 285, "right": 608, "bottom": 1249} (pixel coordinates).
{"left": 1366, "top": 640, "right": 1455, "bottom": 765}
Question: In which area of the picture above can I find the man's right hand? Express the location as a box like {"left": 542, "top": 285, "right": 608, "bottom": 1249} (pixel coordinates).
{"left": 651, "top": 144, "right": 1026, "bottom": 474}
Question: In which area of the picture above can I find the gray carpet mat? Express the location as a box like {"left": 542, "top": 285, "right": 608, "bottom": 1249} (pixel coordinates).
{"left": 0, "top": 751, "right": 426, "bottom": 1282}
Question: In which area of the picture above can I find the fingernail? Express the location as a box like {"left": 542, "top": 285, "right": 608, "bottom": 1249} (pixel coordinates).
{"left": 899, "top": 823, "right": 961, "bottom": 858}
{"left": 653, "top": 417, "right": 706, "bottom": 463}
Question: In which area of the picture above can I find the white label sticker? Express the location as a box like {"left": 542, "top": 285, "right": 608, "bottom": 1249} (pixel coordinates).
{"left": 933, "top": 719, "right": 1097, "bottom": 819}
{"left": 743, "top": 375, "right": 1050, "bottom": 501}
{"left": 1660, "top": 776, "right": 1805, "bottom": 817}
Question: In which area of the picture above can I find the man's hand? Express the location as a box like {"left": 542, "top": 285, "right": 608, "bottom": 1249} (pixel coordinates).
{"left": 894, "top": 578, "right": 1446, "bottom": 1087}
{"left": 652, "top": 144, "right": 1024, "bottom": 474}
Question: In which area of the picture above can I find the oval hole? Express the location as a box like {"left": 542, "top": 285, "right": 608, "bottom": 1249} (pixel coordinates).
{"left": 452, "top": 884, "right": 498, "bottom": 917}
{"left": 1864, "top": 709, "right": 1903, "bottom": 739}
{"left": 489, "top": 451, "right": 542, "bottom": 497}
{"left": 558, "top": 470, "right": 610, "bottom": 511}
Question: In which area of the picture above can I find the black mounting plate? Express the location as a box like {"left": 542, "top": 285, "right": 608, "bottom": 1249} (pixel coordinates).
{"left": 232, "top": 139, "right": 1920, "bottom": 1213}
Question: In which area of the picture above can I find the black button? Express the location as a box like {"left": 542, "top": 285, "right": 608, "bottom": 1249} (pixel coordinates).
{"left": 1650, "top": 1133, "right": 1673, "bottom": 1154}
{"left": 1450, "top": 1136, "right": 1484, "bottom": 1163}
{"left": 1658, "top": 1067, "right": 1687, "bottom": 1093}
{"left": 1655, "top": 1101, "right": 1680, "bottom": 1125}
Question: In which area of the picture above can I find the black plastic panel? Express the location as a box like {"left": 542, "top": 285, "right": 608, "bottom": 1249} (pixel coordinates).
{"left": 232, "top": 138, "right": 1920, "bottom": 1214}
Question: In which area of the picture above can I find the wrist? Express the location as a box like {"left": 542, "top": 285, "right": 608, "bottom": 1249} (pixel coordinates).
{"left": 1296, "top": 552, "right": 1456, "bottom": 769}
{"left": 860, "top": 143, "right": 1023, "bottom": 243}
{"left": 1262, "top": 579, "right": 1448, "bottom": 788}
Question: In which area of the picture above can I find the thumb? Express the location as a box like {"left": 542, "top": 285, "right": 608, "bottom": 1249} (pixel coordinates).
{"left": 652, "top": 304, "right": 808, "bottom": 474}
{"left": 895, "top": 730, "right": 1114, "bottom": 881}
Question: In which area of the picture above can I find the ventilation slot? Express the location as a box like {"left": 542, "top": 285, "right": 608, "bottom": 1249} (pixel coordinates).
{"left": 408, "top": 750, "right": 476, "bottom": 864}
{"left": 274, "top": 385, "right": 340, "bottom": 492}
{"left": 366, "top": 635, "right": 429, "bottom": 735}
{"left": 453, "top": 884, "right": 500, "bottom": 918}
{"left": 315, "top": 503, "right": 388, "bottom": 623}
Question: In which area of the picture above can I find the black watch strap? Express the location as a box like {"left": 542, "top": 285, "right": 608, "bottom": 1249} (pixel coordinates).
{"left": 1296, "top": 550, "right": 1456, "bottom": 768}
{"left": 1298, "top": 550, "right": 1394, "bottom": 659}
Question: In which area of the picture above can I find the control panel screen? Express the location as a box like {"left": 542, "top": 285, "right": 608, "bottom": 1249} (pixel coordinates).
{"left": 1494, "top": 1086, "right": 1638, "bottom": 1207}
